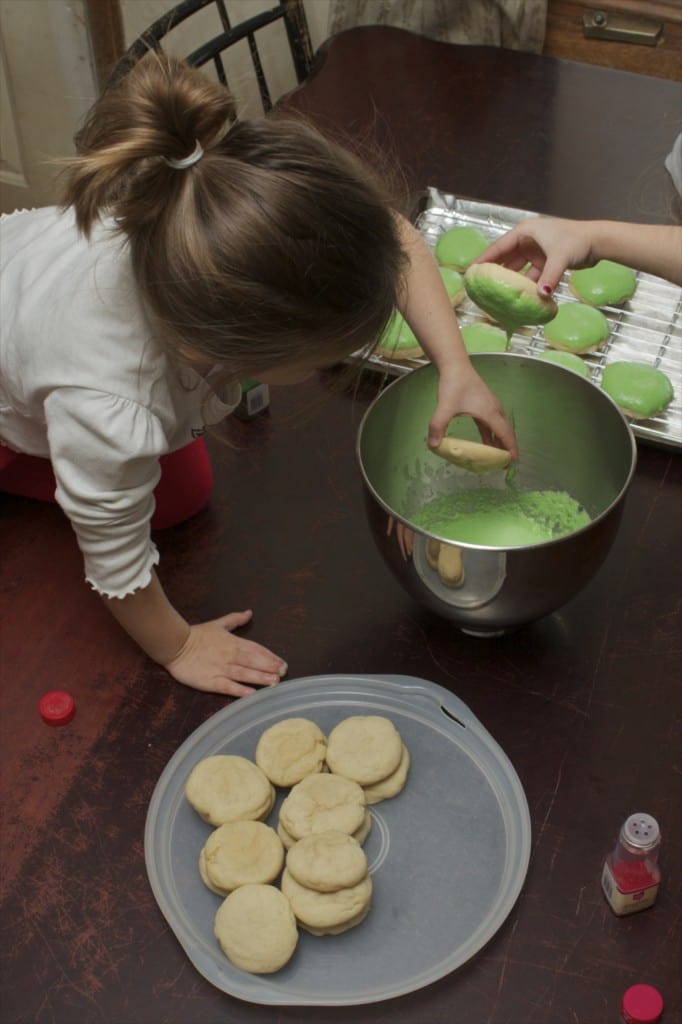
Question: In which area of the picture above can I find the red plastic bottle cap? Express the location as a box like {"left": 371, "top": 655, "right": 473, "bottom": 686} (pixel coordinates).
{"left": 39, "top": 690, "right": 76, "bottom": 727}
{"left": 621, "top": 984, "right": 664, "bottom": 1023}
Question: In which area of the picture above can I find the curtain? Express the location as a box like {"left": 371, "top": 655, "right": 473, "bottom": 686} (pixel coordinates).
{"left": 328, "top": 0, "right": 548, "bottom": 54}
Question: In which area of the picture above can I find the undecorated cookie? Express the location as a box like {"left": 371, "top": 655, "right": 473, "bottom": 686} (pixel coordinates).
{"left": 214, "top": 884, "right": 298, "bottom": 974}
{"left": 279, "top": 772, "right": 367, "bottom": 840}
{"left": 185, "top": 755, "right": 273, "bottom": 826}
{"left": 200, "top": 820, "right": 284, "bottom": 894}
{"left": 281, "top": 867, "right": 372, "bottom": 932}
{"left": 286, "top": 830, "right": 368, "bottom": 893}
{"left": 362, "top": 744, "right": 411, "bottom": 804}
{"left": 325, "top": 715, "right": 403, "bottom": 785}
{"left": 255, "top": 717, "right": 327, "bottom": 787}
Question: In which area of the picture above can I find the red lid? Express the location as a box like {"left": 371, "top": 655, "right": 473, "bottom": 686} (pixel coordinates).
{"left": 622, "top": 984, "right": 664, "bottom": 1023}
{"left": 39, "top": 690, "right": 76, "bottom": 727}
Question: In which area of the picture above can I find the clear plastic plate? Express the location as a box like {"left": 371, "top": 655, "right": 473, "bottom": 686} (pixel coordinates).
{"left": 144, "top": 674, "right": 531, "bottom": 1005}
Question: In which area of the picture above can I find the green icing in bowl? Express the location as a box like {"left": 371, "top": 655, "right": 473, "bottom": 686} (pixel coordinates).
{"left": 411, "top": 488, "right": 591, "bottom": 547}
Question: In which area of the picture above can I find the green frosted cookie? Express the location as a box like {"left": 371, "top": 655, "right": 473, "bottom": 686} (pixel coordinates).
{"left": 435, "top": 226, "right": 489, "bottom": 271}
{"left": 375, "top": 311, "right": 423, "bottom": 360}
{"left": 543, "top": 302, "right": 610, "bottom": 353}
{"left": 460, "top": 322, "right": 508, "bottom": 354}
{"left": 537, "top": 349, "right": 591, "bottom": 377}
{"left": 439, "top": 266, "right": 465, "bottom": 306}
{"left": 601, "top": 361, "right": 674, "bottom": 419}
{"left": 464, "top": 263, "right": 557, "bottom": 336}
{"left": 570, "top": 260, "right": 637, "bottom": 307}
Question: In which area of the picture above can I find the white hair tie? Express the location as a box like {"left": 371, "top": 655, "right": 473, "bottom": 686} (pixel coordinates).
{"left": 163, "top": 140, "right": 204, "bottom": 170}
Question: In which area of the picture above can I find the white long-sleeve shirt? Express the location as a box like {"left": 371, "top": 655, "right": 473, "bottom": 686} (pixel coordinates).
{"left": 0, "top": 207, "right": 240, "bottom": 597}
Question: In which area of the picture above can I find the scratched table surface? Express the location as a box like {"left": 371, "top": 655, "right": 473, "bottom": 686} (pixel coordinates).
{"left": 1, "top": 26, "right": 681, "bottom": 1024}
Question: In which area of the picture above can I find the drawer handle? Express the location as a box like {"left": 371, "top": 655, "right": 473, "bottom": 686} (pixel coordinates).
{"left": 582, "top": 8, "right": 663, "bottom": 46}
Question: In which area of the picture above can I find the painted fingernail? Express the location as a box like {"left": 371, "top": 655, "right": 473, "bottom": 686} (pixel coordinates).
{"left": 541, "top": 284, "right": 553, "bottom": 295}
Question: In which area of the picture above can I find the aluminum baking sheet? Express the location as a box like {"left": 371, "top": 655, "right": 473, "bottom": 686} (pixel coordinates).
{"left": 144, "top": 674, "right": 531, "bottom": 1006}
{"left": 360, "top": 188, "right": 681, "bottom": 451}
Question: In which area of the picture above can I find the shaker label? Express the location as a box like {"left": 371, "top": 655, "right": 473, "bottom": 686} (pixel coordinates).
{"left": 601, "top": 861, "right": 659, "bottom": 916}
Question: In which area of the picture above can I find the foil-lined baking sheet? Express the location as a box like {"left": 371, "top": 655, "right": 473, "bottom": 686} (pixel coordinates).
{"left": 358, "top": 188, "right": 682, "bottom": 451}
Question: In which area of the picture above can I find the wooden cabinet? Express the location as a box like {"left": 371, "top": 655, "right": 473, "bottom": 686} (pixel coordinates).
{"left": 544, "top": 1, "right": 681, "bottom": 79}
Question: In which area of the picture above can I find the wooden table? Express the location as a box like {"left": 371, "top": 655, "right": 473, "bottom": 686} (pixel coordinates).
{"left": 1, "top": 27, "right": 680, "bottom": 1024}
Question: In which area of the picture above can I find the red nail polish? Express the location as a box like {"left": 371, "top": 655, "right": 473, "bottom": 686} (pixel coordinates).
{"left": 541, "top": 284, "right": 553, "bottom": 295}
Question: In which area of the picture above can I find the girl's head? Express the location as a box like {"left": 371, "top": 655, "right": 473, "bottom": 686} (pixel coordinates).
{"left": 61, "top": 53, "right": 407, "bottom": 381}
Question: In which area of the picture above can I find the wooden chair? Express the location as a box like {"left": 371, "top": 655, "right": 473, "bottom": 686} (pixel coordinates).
{"left": 108, "top": 0, "right": 314, "bottom": 112}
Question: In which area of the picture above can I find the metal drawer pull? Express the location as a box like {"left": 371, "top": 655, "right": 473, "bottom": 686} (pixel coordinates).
{"left": 583, "top": 8, "right": 663, "bottom": 45}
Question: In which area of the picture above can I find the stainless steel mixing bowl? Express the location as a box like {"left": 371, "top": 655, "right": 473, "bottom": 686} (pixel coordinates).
{"left": 356, "top": 354, "right": 637, "bottom": 635}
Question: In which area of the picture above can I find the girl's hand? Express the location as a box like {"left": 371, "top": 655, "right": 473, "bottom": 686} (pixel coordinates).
{"left": 165, "top": 610, "right": 287, "bottom": 697}
{"left": 429, "top": 361, "right": 519, "bottom": 459}
{"left": 475, "top": 217, "right": 596, "bottom": 297}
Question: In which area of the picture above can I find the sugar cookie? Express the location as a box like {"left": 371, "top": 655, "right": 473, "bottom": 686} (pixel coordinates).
{"left": 286, "top": 831, "right": 368, "bottom": 893}
{"left": 281, "top": 868, "right": 372, "bottom": 931}
{"left": 325, "top": 715, "right": 403, "bottom": 785}
{"left": 200, "top": 821, "right": 284, "bottom": 894}
{"left": 363, "top": 744, "right": 411, "bottom": 804}
{"left": 464, "top": 263, "right": 557, "bottom": 334}
{"left": 279, "top": 772, "right": 366, "bottom": 840}
{"left": 214, "top": 884, "right": 298, "bottom": 974}
{"left": 543, "top": 302, "right": 609, "bottom": 354}
{"left": 460, "top": 322, "right": 508, "bottom": 354}
{"left": 300, "top": 901, "right": 372, "bottom": 936}
{"left": 601, "top": 361, "right": 674, "bottom": 419}
{"left": 537, "top": 349, "right": 591, "bottom": 377}
{"left": 185, "top": 755, "right": 273, "bottom": 826}
{"left": 570, "top": 260, "right": 637, "bottom": 307}
{"left": 375, "top": 311, "right": 423, "bottom": 361}
{"left": 255, "top": 717, "right": 327, "bottom": 787}
{"left": 435, "top": 226, "right": 488, "bottom": 270}
{"left": 439, "top": 266, "right": 466, "bottom": 306}
{"left": 277, "top": 816, "right": 370, "bottom": 850}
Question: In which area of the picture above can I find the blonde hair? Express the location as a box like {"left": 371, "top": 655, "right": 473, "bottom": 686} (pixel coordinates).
{"left": 60, "top": 53, "right": 407, "bottom": 380}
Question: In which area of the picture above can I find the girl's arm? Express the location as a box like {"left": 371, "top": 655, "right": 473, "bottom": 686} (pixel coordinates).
{"left": 478, "top": 218, "right": 682, "bottom": 293}
{"left": 394, "top": 217, "right": 518, "bottom": 458}
{"left": 102, "top": 569, "right": 286, "bottom": 696}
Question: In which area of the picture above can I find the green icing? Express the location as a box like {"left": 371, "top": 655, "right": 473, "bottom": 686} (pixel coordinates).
{"left": 571, "top": 260, "right": 637, "bottom": 307}
{"left": 544, "top": 302, "right": 609, "bottom": 352}
{"left": 439, "top": 266, "right": 465, "bottom": 300}
{"left": 464, "top": 273, "right": 556, "bottom": 335}
{"left": 460, "top": 322, "right": 508, "bottom": 354}
{"left": 601, "top": 361, "right": 674, "bottom": 417}
{"left": 412, "top": 488, "right": 591, "bottom": 547}
{"left": 537, "top": 349, "right": 591, "bottom": 377}
{"left": 435, "top": 226, "right": 489, "bottom": 270}
{"left": 376, "top": 311, "right": 421, "bottom": 354}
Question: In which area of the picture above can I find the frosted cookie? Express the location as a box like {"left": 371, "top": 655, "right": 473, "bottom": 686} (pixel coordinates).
{"left": 543, "top": 302, "right": 609, "bottom": 354}
{"left": 537, "top": 349, "right": 591, "bottom": 377}
{"left": 439, "top": 266, "right": 466, "bottom": 306}
{"left": 570, "top": 260, "right": 637, "bottom": 307}
{"left": 214, "top": 884, "right": 298, "bottom": 974}
{"left": 464, "top": 263, "right": 557, "bottom": 334}
{"left": 279, "top": 772, "right": 367, "bottom": 840}
{"left": 363, "top": 744, "right": 411, "bottom": 804}
{"left": 601, "top": 361, "right": 674, "bottom": 419}
{"left": 185, "top": 755, "right": 273, "bottom": 826}
{"left": 435, "top": 226, "right": 488, "bottom": 271}
{"left": 278, "top": 809, "right": 371, "bottom": 849}
{"left": 286, "top": 831, "right": 368, "bottom": 893}
{"left": 375, "top": 311, "right": 423, "bottom": 361}
{"left": 200, "top": 821, "right": 284, "bottom": 895}
{"left": 255, "top": 717, "right": 327, "bottom": 787}
{"left": 281, "top": 867, "right": 372, "bottom": 932}
{"left": 326, "top": 715, "right": 403, "bottom": 785}
{"left": 460, "top": 322, "right": 508, "bottom": 354}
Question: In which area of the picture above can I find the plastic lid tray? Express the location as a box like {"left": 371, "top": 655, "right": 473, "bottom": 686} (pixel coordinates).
{"left": 145, "top": 674, "right": 531, "bottom": 1005}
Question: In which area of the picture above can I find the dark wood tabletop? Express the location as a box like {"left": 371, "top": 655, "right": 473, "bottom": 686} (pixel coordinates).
{"left": 1, "top": 26, "right": 680, "bottom": 1024}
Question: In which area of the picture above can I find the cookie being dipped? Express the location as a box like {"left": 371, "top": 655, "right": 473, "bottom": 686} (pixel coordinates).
{"left": 464, "top": 262, "right": 557, "bottom": 337}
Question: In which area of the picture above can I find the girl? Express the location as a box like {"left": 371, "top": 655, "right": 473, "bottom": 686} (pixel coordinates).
{"left": 0, "top": 54, "right": 516, "bottom": 698}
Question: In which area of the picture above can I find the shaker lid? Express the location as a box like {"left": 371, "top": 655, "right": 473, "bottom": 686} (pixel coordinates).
{"left": 622, "top": 813, "right": 660, "bottom": 851}
{"left": 621, "top": 983, "right": 664, "bottom": 1023}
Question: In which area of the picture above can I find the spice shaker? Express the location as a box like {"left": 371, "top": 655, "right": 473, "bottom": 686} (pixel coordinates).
{"left": 601, "top": 813, "right": 661, "bottom": 916}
